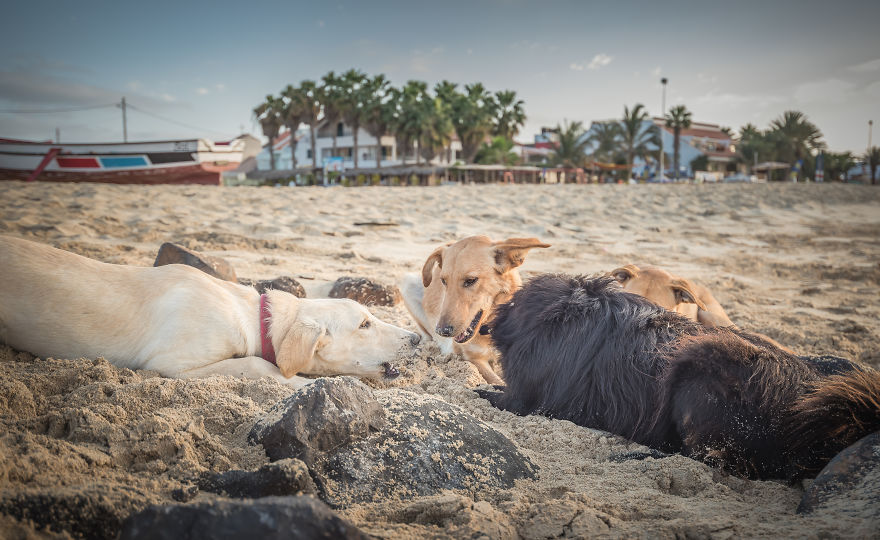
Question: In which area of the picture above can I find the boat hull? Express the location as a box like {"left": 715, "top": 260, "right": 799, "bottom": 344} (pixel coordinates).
{"left": 0, "top": 137, "right": 258, "bottom": 185}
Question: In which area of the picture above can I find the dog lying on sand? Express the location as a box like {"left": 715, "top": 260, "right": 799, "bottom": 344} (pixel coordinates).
{"left": 400, "top": 235, "right": 550, "bottom": 385}
{"left": 0, "top": 236, "right": 420, "bottom": 388}
{"left": 609, "top": 264, "right": 733, "bottom": 326}
{"left": 483, "top": 273, "right": 880, "bottom": 480}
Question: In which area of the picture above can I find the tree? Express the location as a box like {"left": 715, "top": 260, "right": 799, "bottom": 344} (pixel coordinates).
{"left": 769, "top": 110, "right": 825, "bottom": 181}
{"left": 550, "top": 120, "right": 589, "bottom": 168}
{"left": 282, "top": 82, "right": 321, "bottom": 170}
{"left": 619, "top": 103, "right": 659, "bottom": 181}
{"left": 361, "top": 74, "right": 393, "bottom": 168}
{"left": 392, "top": 80, "right": 431, "bottom": 165}
{"left": 449, "top": 83, "right": 498, "bottom": 163}
{"left": 866, "top": 146, "right": 880, "bottom": 185}
{"left": 434, "top": 80, "right": 460, "bottom": 162}
{"left": 253, "top": 95, "right": 284, "bottom": 170}
{"left": 319, "top": 71, "right": 346, "bottom": 159}
{"left": 664, "top": 105, "right": 692, "bottom": 180}
{"left": 492, "top": 90, "right": 526, "bottom": 141}
{"left": 475, "top": 136, "right": 519, "bottom": 166}
{"left": 339, "top": 69, "right": 369, "bottom": 169}
{"left": 587, "top": 122, "right": 622, "bottom": 163}
{"left": 823, "top": 151, "right": 854, "bottom": 182}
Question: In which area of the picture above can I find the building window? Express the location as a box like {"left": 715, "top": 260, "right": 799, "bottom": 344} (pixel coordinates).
{"left": 337, "top": 123, "right": 344, "bottom": 137}
{"left": 306, "top": 149, "right": 312, "bottom": 159}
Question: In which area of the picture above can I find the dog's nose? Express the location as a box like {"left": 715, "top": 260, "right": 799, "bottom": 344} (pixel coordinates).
{"left": 436, "top": 324, "right": 454, "bottom": 337}
{"left": 409, "top": 333, "right": 421, "bottom": 347}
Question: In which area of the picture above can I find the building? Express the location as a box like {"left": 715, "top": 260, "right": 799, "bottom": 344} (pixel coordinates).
{"left": 256, "top": 121, "right": 463, "bottom": 171}
{"left": 582, "top": 118, "right": 742, "bottom": 181}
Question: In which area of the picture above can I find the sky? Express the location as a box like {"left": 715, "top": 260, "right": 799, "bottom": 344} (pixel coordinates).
{"left": 1, "top": 0, "right": 879, "bottom": 154}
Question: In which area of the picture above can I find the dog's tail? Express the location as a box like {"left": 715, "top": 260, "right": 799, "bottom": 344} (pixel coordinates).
{"left": 786, "top": 366, "right": 880, "bottom": 477}
{"left": 399, "top": 273, "right": 432, "bottom": 337}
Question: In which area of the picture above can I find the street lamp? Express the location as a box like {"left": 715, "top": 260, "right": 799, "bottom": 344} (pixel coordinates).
{"left": 659, "top": 77, "right": 668, "bottom": 181}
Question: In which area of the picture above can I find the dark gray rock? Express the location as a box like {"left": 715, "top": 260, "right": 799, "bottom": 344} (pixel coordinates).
{"left": 798, "top": 431, "right": 880, "bottom": 520}
{"left": 310, "top": 390, "right": 537, "bottom": 508}
{"left": 153, "top": 242, "right": 237, "bottom": 282}
{"left": 328, "top": 276, "right": 400, "bottom": 306}
{"left": 119, "top": 496, "right": 367, "bottom": 540}
{"left": 239, "top": 275, "right": 306, "bottom": 298}
{"left": 0, "top": 486, "right": 151, "bottom": 540}
{"left": 198, "top": 458, "right": 316, "bottom": 498}
{"left": 249, "top": 378, "right": 385, "bottom": 464}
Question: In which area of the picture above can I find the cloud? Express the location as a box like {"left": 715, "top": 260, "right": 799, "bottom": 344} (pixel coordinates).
{"left": 652, "top": 66, "right": 662, "bottom": 77}
{"left": 215, "top": 83, "right": 226, "bottom": 91}
{"left": 588, "top": 54, "right": 612, "bottom": 70}
{"left": 196, "top": 87, "right": 209, "bottom": 95}
{"left": 865, "top": 80, "right": 880, "bottom": 99}
{"left": 848, "top": 58, "right": 880, "bottom": 72}
{"left": 569, "top": 62, "right": 584, "bottom": 71}
{"left": 794, "top": 78, "right": 855, "bottom": 103}
{"left": 160, "top": 93, "right": 176, "bottom": 103}
{"left": 696, "top": 89, "right": 785, "bottom": 108}
{"left": 317, "top": 19, "right": 325, "bottom": 27}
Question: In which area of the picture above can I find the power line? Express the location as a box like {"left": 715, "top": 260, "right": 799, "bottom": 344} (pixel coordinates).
{"left": 0, "top": 103, "right": 117, "bottom": 114}
{"left": 126, "top": 102, "right": 236, "bottom": 139}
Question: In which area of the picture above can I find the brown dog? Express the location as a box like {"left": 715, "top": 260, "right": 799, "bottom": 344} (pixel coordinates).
{"left": 400, "top": 236, "right": 550, "bottom": 384}
{"left": 609, "top": 264, "right": 734, "bottom": 327}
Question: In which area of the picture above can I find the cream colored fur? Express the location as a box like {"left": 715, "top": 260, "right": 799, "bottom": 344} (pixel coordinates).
{"left": 0, "top": 235, "right": 418, "bottom": 388}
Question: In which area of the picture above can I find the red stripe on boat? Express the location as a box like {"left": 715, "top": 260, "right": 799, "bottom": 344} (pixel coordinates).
{"left": 56, "top": 157, "right": 101, "bottom": 168}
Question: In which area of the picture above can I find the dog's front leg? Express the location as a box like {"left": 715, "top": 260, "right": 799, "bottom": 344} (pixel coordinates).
{"left": 175, "top": 356, "right": 315, "bottom": 389}
{"left": 466, "top": 354, "right": 504, "bottom": 386}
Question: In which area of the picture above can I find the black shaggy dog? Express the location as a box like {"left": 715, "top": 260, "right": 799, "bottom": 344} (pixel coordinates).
{"left": 486, "top": 274, "right": 880, "bottom": 480}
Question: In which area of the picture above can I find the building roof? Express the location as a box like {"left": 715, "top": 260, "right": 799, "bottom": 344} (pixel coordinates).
{"left": 653, "top": 118, "right": 731, "bottom": 140}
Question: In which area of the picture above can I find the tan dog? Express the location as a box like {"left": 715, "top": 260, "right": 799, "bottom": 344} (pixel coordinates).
{"left": 609, "top": 264, "right": 734, "bottom": 327}
{"left": 400, "top": 236, "right": 550, "bottom": 385}
{"left": 610, "top": 264, "right": 795, "bottom": 353}
{"left": 0, "top": 236, "right": 419, "bottom": 388}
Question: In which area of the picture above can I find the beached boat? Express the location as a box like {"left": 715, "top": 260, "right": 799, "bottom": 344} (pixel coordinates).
{"left": 0, "top": 136, "right": 260, "bottom": 185}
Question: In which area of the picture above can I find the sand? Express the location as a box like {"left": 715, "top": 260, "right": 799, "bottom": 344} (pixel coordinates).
{"left": 0, "top": 180, "right": 878, "bottom": 538}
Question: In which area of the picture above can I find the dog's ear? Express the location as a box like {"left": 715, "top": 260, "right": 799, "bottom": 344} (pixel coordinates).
{"left": 610, "top": 264, "right": 639, "bottom": 283}
{"left": 421, "top": 246, "right": 445, "bottom": 287}
{"left": 276, "top": 321, "right": 325, "bottom": 378}
{"left": 493, "top": 238, "right": 551, "bottom": 273}
{"left": 670, "top": 279, "right": 708, "bottom": 311}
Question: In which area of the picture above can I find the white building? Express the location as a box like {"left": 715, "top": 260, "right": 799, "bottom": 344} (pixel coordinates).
{"left": 256, "top": 121, "right": 464, "bottom": 171}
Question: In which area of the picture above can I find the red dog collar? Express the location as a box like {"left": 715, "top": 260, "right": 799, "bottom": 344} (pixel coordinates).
{"left": 259, "top": 294, "right": 277, "bottom": 366}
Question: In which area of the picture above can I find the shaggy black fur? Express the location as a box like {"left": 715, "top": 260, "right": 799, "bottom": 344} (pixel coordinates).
{"left": 488, "top": 274, "right": 880, "bottom": 481}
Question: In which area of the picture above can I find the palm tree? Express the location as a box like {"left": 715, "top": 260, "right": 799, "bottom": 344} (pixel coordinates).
{"left": 391, "top": 80, "right": 430, "bottom": 165}
{"left": 339, "top": 69, "right": 369, "bottom": 169}
{"left": 294, "top": 81, "right": 322, "bottom": 170}
{"left": 550, "top": 120, "right": 589, "bottom": 168}
{"left": 619, "top": 103, "right": 659, "bottom": 181}
{"left": 587, "top": 122, "right": 622, "bottom": 163}
{"left": 418, "top": 96, "right": 454, "bottom": 164}
{"left": 823, "top": 151, "right": 854, "bottom": 182}
{"left": 769, "top": 111, "right": 825, "bottom": 181}
{"left": 253, "top": 95, "right": 284, "bottom": 170}
{"left": 319, "top": 71, "right": 346, "bottom": 159}
{"left": 475, "top": 136, "right": 519, "bottom": 166}
{"left": 664, "top": 105, "right": 692, "bottom": 180}
{"left": 866, "top": 146, "right": 880, "bottom": 185}
{"left": 493, "top": 90, "right": 526, "bottom": 141}
{"left": 361, "top": 74, "right": 393, "bottom": 168}
{"left": 434, "top": 80, "right": 460, "bottom": 162}
{"left": 449, "top": 83, "right": 497, "bottom": 163}
{"left": 278, "top": 94, "right": 304, "bottom": 170}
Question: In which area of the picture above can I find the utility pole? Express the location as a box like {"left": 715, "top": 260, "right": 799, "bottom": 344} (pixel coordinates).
{"left": 120, "top": 97, "right": 128, "bottom": 142}
{"left": 660, "top": 77, "right": 667, "bottom": 181}
{"left": 55, "top": 127, "right": 60, "bottom": 144}
{"left": 869, "top": 119, "right": 873, "bottom": 151}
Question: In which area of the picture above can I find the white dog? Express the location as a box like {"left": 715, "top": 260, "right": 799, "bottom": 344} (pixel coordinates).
{"left": 0, "top": 235, "right": 420, "bottom": 388}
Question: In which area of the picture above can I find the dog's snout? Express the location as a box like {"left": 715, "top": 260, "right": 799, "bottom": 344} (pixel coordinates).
{"left": 436, "top": 324, "right": 454, "bottom": 337}
{"left": 409, "top": 333, "right": 421, "bottom": 347}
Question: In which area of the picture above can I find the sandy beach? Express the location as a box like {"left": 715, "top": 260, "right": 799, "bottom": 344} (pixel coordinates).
{"left": 1, "top": 180, "right": 878, "bottom": 538}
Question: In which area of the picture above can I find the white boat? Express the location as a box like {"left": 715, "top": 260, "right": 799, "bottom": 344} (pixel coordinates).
{"left": 0, "top": 135, "right": 260, "bottom": 185}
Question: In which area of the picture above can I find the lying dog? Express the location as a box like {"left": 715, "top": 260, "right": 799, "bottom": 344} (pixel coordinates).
{"left": 400, "top": 235, "right": 550, "bottom": 385}
{"left": 485, "top": 273, "right": 880, "bottom": 480}
{"left": 0, "top": 236, "right": 419, "bottom": 388}
{"left": 609, "top": 264, "right": 733, "bottom": 327}
{"left": 610, "top": 263, "right": 794, "bottom": 352}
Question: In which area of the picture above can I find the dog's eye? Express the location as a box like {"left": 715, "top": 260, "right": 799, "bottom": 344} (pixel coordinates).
{"left": 359, "top": 320, "right": 371, "bottom": 329}
{"left": 463, "top": 277, "right": 478, "bottom": 287}
{"left": 440, "top": 278, "right": 447, "bottom": 286}
{"left": 613, "top": 272, "right": 630, "bottom": 282}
